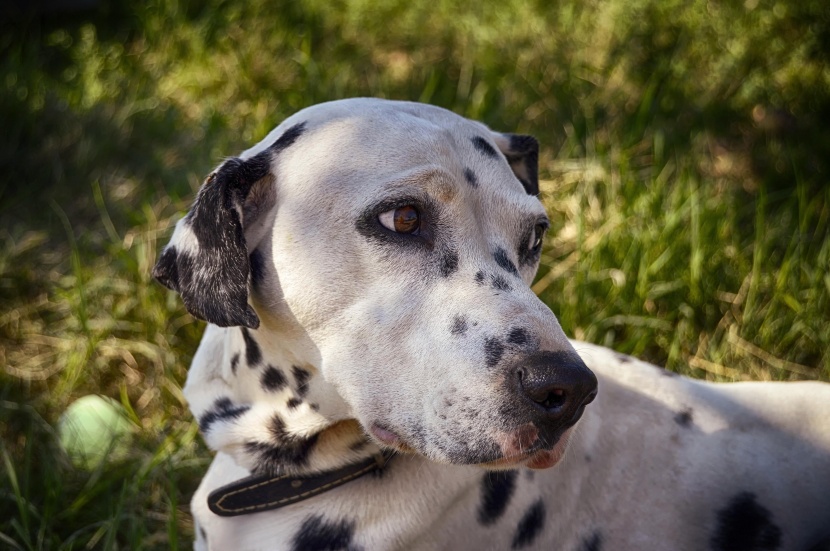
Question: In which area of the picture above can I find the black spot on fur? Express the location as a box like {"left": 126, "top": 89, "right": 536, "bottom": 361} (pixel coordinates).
{"left": 230, "top": 352, "right": 240, "bottom": 375}
{"left": 271, "top": 122, "right": 306, "bottom": 153}
{"left": 440, "top": 248, "right": 459, "bottom": 277}
{"left": 261, "top": 365, "right": 288, "bottom": 392}
{"left": 491, "top": 274, "right": 512, "bottom": 291}
{"left": 674, "top": 409, "right": 694, "bottom": 427}
{"left": 472, "top": 136, "right": 499, "bottom": 158}
{"left": 478, "top": 471, "right": 518, "bottom": 526}
{"left": 287, "top": 397, "right": 303, "bottom": 409}
{"left": 710, "top": 492, "right": 782, "bottom": 551}
{"left": 249, "top": 248, "right": 266, "bottom": 285}
{"left": 494, "top": 247, "right": 519, "bottom": 277}
{"left": 580, "top": 530, "right": 603, "bottom": 551}
{"left": 463, "top": 167, "right": 479, "bottom": 187}
{"left": 410, "top": 423, "right": 427, "bottom": 450}
{"left": 512, "top": 499, "right": 546, "bottom": 549}
{"left": 485, "top": 337, "right": 506, "bottom": 367}
{"left": 292, "top": 365, "right": 311, "bottom": 396}
{"left": 199, "top": 525, "right": 208, "bottom": 544}
{"left": 290, "top": 515, "right": 361, "bottom": 551}
{"left": 507, "top": 327, "right": 531, "bottom": 347}
{"left": 269, "top": 414, "right": 288, "bottom": 440}
{"left": 246, "top": 418, "right": 319, "bottom": 472}
{"left": 615, "top": 353, "right": 632, "bottom": 363}
{"left": 451, "top": 316, "right": 468, "bottom": 335}
{"left": 475, "top": 270, "right": 486, "bottom": 285}
{"left": 241, "top": 327, "right": 262, "bottom": 367}
{"left": 199, "top": 397, "right": 250, "bottom": 433}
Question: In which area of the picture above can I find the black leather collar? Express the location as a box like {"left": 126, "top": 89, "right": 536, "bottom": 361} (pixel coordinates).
{"left": 207, "top": 451, "right": 395, "bottom": 517}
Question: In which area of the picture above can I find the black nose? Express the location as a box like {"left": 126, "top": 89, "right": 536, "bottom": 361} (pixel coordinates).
{"left": 513, "top": 350, "right": 598, "bottom": 429}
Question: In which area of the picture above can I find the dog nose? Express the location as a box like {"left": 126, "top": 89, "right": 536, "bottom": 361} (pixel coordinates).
{"left": 514, "top": 351, "right": 598, "bottom": 428}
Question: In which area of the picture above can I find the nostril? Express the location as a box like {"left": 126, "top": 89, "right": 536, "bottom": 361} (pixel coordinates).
{"left": 535, "top": 388, "right": 567, "bottom": 410}
{"left": 514, "top": 351, "right": 598, "bottom": 417}
{"left": 518, "top": 369, "right": 568, "bottom": 409}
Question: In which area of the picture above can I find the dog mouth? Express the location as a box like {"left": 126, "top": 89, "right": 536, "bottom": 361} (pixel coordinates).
{"left": 369, "top": 422, "right": 419, "bottom": 454}
{"left": 478, "top": 429, "right": 573, "bottom": 470}
{"left": 473, "top": 421, "right": 572, "bottom": 470}
{"left": 369, "top": 421, "right": 572, "bottom": 469}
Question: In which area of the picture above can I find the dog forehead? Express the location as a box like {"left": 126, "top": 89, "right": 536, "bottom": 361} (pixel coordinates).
{"left": 245, "top": 99, "right": 484, "bottom": 160}
{"left": 246, "top": 99, "right": 536, "bottom": 211}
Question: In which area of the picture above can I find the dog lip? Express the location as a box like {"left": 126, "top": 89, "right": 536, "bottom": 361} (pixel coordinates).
{"left": 525, "top": 448, "right": 566, "bottom": 469}
{"left": 525, "top": 429, "right": 572, "bottom": 469}
{"left": 369, "top": 422, "right": 401, "bottom": 444}
{"left": 479, "top": 429, "right": 572, "bottom": 469}
{"left": 477, "top": 448, "right": 545, "bottom": 469}
{"left": 369, "top": 422, "right": 417, "bottom": 453}
{"left": 476, "top": 441, "right": 545, "bottom": 469}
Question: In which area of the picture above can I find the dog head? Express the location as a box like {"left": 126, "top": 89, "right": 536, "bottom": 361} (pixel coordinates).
{"left": 154, "top": 99, "right": 597, "bottom": 469}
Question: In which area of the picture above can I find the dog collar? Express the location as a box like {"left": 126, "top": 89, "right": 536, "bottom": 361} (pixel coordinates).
{"left": 207, "top": 451, "right": 395, "bottom": 517}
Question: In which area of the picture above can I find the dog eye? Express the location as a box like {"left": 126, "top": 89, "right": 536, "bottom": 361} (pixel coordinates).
{"left": 379, "top": 206, "right": 420, "bottom": 234}
{"left": 529, "top": 223, "right": 546, "bottom": 251}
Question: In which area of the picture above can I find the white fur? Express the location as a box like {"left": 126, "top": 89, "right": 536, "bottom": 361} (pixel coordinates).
{"left": 158, "top": 99, "right": 830, "bottom": 550}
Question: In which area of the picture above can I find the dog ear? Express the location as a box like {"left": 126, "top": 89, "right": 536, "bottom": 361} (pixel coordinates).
{"left": 152, "top": 122, "right": 306, "bottom": 329}
{"left": 152, "top": 157, "right": 268, "bottom": 328}
{"left": 491, "top": 133, "right": 539, "bottom": 196}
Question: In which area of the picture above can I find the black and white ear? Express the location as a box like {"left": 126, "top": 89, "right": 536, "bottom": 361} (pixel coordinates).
{"left": 152, "top": 122, "right": 305, "bottom": 328}
{"left": 491, "top": 133, "right": 539, "bottom": 196}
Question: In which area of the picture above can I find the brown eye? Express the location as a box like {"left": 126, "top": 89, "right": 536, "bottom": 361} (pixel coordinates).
{"left": 529, "top": 223, "right": 546, "bottom": 251}
{"left": 379, "top": 206, "right": 420, "bottom": 234}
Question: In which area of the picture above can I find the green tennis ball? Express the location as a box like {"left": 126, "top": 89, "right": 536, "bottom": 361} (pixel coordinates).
{"left": 58, "top": 395, "right": 135, "bottom": 470}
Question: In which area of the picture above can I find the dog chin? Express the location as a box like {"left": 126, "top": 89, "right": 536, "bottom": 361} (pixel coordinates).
{"left": 368, "top": 422, "right": 420, "bottom": 454}
{"left": 369, "top": 421, "right": 572, "bottom": 469}
{"left": 478, "top": 431, "right": 572, "bottom": 470}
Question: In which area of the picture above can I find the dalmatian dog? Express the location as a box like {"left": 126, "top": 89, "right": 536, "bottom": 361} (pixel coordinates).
{"left": 153, "top": 98, "right": 830, "bottom": 551}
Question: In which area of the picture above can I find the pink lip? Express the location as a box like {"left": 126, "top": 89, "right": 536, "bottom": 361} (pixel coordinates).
{"left": 369, "top": 423, "right": 417, "bottom": 453}
{"left": 497, "top": 423, "right": 539, "bottom": 457}
{"left": 370, "top": 423, "right": 401, "bottom": 445}
{"left": 481, "top": 428, "right": 573, "bottom": 470}
{"left": 525, "top": 448, "right": 566, "bottom": 469}
{"left": 369, "top": 422, "right": 572, "bottom": 468}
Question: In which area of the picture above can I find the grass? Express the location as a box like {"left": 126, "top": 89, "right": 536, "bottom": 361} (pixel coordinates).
{"left": 1, "top": 0, "right": 828, "bottom": 548}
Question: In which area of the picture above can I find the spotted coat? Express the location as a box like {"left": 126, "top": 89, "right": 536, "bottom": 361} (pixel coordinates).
{"left": 152, "top": 99, "right": 830, "bottom": 551}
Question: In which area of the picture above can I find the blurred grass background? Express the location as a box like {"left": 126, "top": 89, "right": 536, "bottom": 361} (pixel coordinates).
{"left": 1, "top": 0, "right": 828, "bottom": 548}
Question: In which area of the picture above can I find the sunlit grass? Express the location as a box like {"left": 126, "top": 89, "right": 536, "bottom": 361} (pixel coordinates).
{"left": 1, "top": 0, "right": 828, "bottom": 547}
{"left": 536, "top": 155, "right": 828, "bottom": 381}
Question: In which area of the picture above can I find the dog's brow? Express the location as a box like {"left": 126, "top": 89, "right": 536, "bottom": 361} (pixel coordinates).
{"left": 379, "top": 167, "right": 458, "bottom": 202}
{"left": 381, "top": 167, "right": 456, "bottom": 188}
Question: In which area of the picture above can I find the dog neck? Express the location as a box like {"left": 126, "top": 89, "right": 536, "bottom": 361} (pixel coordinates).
{"left": 183, "top": 320, "right": 384, "bottom": 477}
{"left": 184, "top": 327, "right": 625, "bottom": 547}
